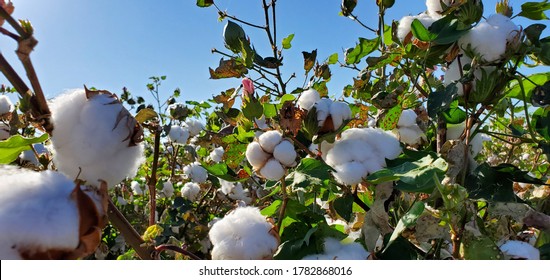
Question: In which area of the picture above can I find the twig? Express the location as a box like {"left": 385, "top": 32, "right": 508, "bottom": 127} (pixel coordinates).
{"left": 107, "top": 199, "right": 154, "bottom": 260}
{"left": 347, "top": 13, "right": 377, "bottom": 33}
{"left": 277, "top": 178, "right": 289, "bottom": 231}
{"left": 147, "top": 125, "right": 162, "bottom": 226}
{"left": 213, "top": 3, "right": 265, "bottom": 30}
{"left": 262, "top": 0, "right": 286, "bottom": 95}
{"left": 154, "top": 244, "right": 202, "bottom": 260}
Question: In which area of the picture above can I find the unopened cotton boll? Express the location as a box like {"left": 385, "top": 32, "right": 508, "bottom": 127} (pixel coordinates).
{"left": 260, "top": 158, "right": 286, "bottom": 181}
{"left": 245, "top": 141, "right": 271, "bottom": 170}
{"left": 169, "top": 125, "right": 190, "bottom": 144}
{"left": 258, "top": 130, "right": 282, "bottom": 153}
{"left": 302, "top": 238, "right": 370, "bottom": 260}
{"left": 209, "top": 207, "right": 279, "bottom": 259}
{"left": 272, "top": 140, "right": 297, "bottom": 167}
{"left": 185, "top": 119, "right": 204, "bottom": 137}
{"left": 209, "top": 147, "right": 224, "bottom": 163}
{"left": 0, "top": 95, "right": 13, "bottom": 114}
{"left": 181, "top": 182, "right": 201, "bottom": 201}
{"left": 297, "top": 88, "right": 321, "bottom": 111}
{"left": 183, "top": 162, "right": 208, "bottom": 183}
{"left": 499, "top": 240, "right": 540, "bottom": 260}
{"left": 49, "top": 89, "right": 144, "bottom": 187}
{"left": 0, "top": 166, "right": 107, "bottom": 259}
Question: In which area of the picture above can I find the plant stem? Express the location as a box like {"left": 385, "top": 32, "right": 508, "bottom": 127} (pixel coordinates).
{"left": 147, "top": 125, "right": 162, "bottom": 226}
{"left": 107, "top": 199, "right": 154, "bottom": 260}
{"left": 154, "top": 244, "right": 201, "bottom": 260}
{"left": 213, "top": 3, "right": 265, "bottom": 30}
{"left": 348, "top": 13, "right": 377, "bottom": 33}
{"left": 277, "top": 178, "right": 289, "bottom": 231}
{"left": 262, "top": 0, "right": 286, "bottom": 95}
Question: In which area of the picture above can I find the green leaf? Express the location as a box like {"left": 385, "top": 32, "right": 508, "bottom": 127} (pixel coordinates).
{"left": 462, "top": 228, "right": 504, "bottom": 260}
{"left": 384, "top": 201, "right": 425, "bottom": 252}
{"left": 507, "top": 73, "right": 550, "bottom": 100}
{"left": 345, "top": 37, "right": 380, "bottom": 65}
{"left": 282, "top": 34, "right": 295, "bottom": 49}
{"left": 429, "top": 17, "right": 471, "bottom": 45}
{"left": 242, "top": 99, "right": 263, "bottom": 120}
{"left": 327, "top": 53, "right": 339, "bottom": 65}
{"left": 134, "top": 108, "right": 158, "bottom": 124}
{"left": 379, "top": 106, "right": 402, "bottom": 130}
{"left": 333, "top": 194, "right": 354, "bottom": 222}
{"left": 410, "top": 19, "right": 437, "bottom": 42}
{"left": 428, "top": 84, "right": 459, "bottom": 119}
{"left": 274, "top": 227, "right": 318, "bottom": 260}
{"left": 261, "top": 200, "right": 282, "bottom": 217}
{"left": 441, "top": 101, "right": 467, "bottom": 124}
{"left": 287, "top": 158, "right": 333, "bottom": 191}
{"left": 0, "top": 134, "right": 49, "bottom": 164}
{"left": 341, "top": 0, "right": 357, "bottom": 17}
{"left": 263, "top": 103, "right": 277, "bottom": 118}
{"left": 518, "top": 0, "right": 550, "bottom": 20}
{"left": 525, "top": 24, "right": 547, "bottom": 45}
{"left": 196, "top": 0, "right": 214, "bottom": 7}
{"left": 378, "top": 235, "right": 419, "bottom": 260}
{"left": 533, "top": 107, "right": 550, "bottom": 140}
{"left": 223, "top": 20, "right": 246, "bottom": 53}
{"left": 279, "top": 94, "right": 296, "bottom": 104}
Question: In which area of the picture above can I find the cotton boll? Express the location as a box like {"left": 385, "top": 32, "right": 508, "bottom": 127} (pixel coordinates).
{"left": 332, "top": 162, "right": 367, "bottom": 186}
{"left": 500, "top": 240, "right": 540, "bottom": 260}
{"left": 185, "top": 119, "right": 204, "bottom": 137}
{"left": 426, "top": 0, "right": 452, "bottom": 18}
{"left": 130, "top": 181, "right": 144, "bottom": 195}
{"left": 486, "top": 14, "right": 520, "bottom": 42}
{"left": 259, "top": 158, "right": 286, "bottom": 181}
{"left": 363, "top": 128, "right": 402, "bottom": 159}
{"left": 397, "top": 126, "right": 425, "bottom": 146}
{"left": 183, "top": 162, "right": 208, "bottom": 183}
{"left": 49, "top": 89, "right": 144, "bottom": 187}
{"left": 397, "top": 13, "right": 437, "bottom": 43}
{"left": 447, "top": 122, "right": 488, "bottom": 157}
{"left": 362, "top": 158, "right": 385, "bottom": 174}
{"left": 168, "top": 125, "right": 190, "bottom": 144}
{"left": 330, "top": 101, "right": 352, "bottom": 129}
{"left": 0, "top": 122, "right": 9, "bottom": 140}
{"left": 0, "top": 166, "right": 107, "bottom": 259}
{"left": 209, "top": 147, "right": 224, "bottom": 163}
{"left": 245, "top": 142, "right": 270, "bottom": 170}
{"left": 302, "top": 238, "right": 370, "bottom": 260}
{"left": 325, "top": 140, "right": 356, "bottom": 167}
{"left": 209, "top": 207, "right": 279, "bottom": 259}
{"left": 297, "top": 88, "right": 321, "bottom": 111}
{"left": 0, "top": 95, "right": 13, "bottom": 114}
{"left": 273, "top": 140, "right": 297, "bottom": 167}
{"left": 314, "top": 98, "right": 333, "bottom": 127}
{"left": 444, "top": 55, "right": 472, "bottom": 96}
{"left": 220, "top": 180, "right": 252, "bottom": 204}
{"left": 20, "top": 150, "right": 40, "bottom": 166}
{"left": 258, "top": 130, "right": 283, "bottom": 153}
{"left": 181, "top": 182, "right": 201, "bottom": 202}
{"left": 398, "top": 109, "right": 418, "bottom": 127}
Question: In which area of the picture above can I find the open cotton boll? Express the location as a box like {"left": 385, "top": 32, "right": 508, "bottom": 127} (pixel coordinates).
{"left": 0, "top": 166, "right": 107, "bottom": 259}
{"left": 332, "top": 162, "right": 368, "bottom": 185}
{"left": 446, "top": 122, "right": 488, "bottom": 157}
{"left": 209, "top": 207, "right": 279, "bottom": 259}
{"left": 273, "top": 140, "right": 297, "bottom": 167}
{"left": 220, "top": 180, "right": 252, "bottom": 204}
{"left": 397, "top": 126, "right": 425, "bottom": 146}
{"left": 329, "top": 101, "right": 352, "bottom": 129}
{"left": 0, "top": 95, "right": 13, "bottom": 114}
{"left": 130, "top": 181, "right": 144, "bottom": 195}
{"left": 246, "top": 141, "right": 271, "bottom": 170}
{"left": 0, "top": 123, "right": 9, "bottom": 140}
{"left": 398, "top": 109, "right": 418, "bottom": 127}
{"left": 426, "top": 0, "right": 452, "bottom": 18}
{"left": 499, "top": 240, "right": 540, "bottom": 260}
{"left": 302, "top": 238, "right": 370, "bottom": 260}
{"left": 486, "top": 14, "right": 520, "bottom": 42}
{"left": 185, "top": 119, "right": 204, "bottom": 137}
{"left": 363, "top": 128, "right": 402, "bottom": 160}
{"left": 168, "top": 125, "right": 190, "bottom": 144}
{"left": 397, "top": 13, "right": 437, "bottom": 43}
{"left": 160, "top": 181, "right": 174, "bottom": 198}
{"left": 181, "top": 182, "right": 201, "bottom": 202}
{"left": 49, "top": 89, "right": 144, "bottom": 187}
{"left": 314, "top": 98, "right": 333, "bottom": 127}
{"left": 259, "top": 158, "right": 286, "bottom": 181}
{"left": 297, "top": 88, "right": 321, "bottom": 111}
{"left": 209, "top": 146, "right": 224, "bottom": 163}
{"left": 183, "top": 162, "right": 208, "bottom": 183}
{"left": 258, "top": 130, "right": 283, "bottom": 153}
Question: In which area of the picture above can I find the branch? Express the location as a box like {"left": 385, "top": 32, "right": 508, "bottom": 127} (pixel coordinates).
{"left": 147, "top": 125, "right": 162, "bottom": 226}
{"left": 277, "top": 178, "right": 289, "bottom": 231}
{"left": 261, "top": 0, "right": 286, "bottom": 95}
{"left": 213, "top": 3, "right": 266, "bottom": 30}
{"left": 347, "top": 13, "right": 377, "bottom": 33}
{"left": 154, "top": 244, "right": 202, "bottom": 260}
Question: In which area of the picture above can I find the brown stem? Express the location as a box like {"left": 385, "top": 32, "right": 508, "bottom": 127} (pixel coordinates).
{"left": 147, "top": 125, "right": 162, "bottom": 226}
{"left": 107, "top": 199, "right": 154, "bottom": 260}
{"left": 0, "top": 26, "right": 19, "bottom": 41}
{"left": 213, "top": 3, "right": 265, "bottom": 30}
{"left": 277, "top": 178, "right": 289, "bottom": 231}
{"left": 289, "top": 135, "right": 317, "bottom": 158}
{"left": 436, "top": 118, "right": 447, "bottom": 153}
{"left": 154, "top": 244, "right": 202, "bottom": 260}
{"left": 348, "top": 13, "right": 377, "bottom": 33}
{"left": 261, "top": 0, "right": 286, "bottom": 95}
{"left": 0, "top": 6, "right": 27, "bottom": 37}
{"left": 352, "top": 187, "right": 370, "bottom": 212}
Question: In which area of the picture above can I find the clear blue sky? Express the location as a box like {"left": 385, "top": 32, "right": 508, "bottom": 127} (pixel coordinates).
{"left": 0, "top": 0, "right": 546, "bottom": 104}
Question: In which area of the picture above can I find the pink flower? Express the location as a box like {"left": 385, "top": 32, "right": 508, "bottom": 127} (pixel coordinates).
{"left": 242, "top": 78, "right": 254, "bottom": 98}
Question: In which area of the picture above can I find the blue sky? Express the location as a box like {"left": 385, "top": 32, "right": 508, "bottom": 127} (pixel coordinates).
{"left": 0, "top": 0, "right": 546, "bottom": 105}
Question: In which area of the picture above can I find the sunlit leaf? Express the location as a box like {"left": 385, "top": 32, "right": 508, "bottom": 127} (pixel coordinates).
{"left": 0, "top": 134, "right": 48, "bottom": 164}
{"left": 282, "top": 34, "right": 295, "bottom": 49}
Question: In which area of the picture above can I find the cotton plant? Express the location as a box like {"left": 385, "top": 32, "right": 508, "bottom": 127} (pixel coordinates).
{"left": 0, "top": 165, "right": 108, "bottom": 259}
{"left": 183, "top": 162, "right": 208, "bottom": 183}
{"left": 324, "top": 128, "right": 402, "bottom": 185}
{"left": 245, "top": 130, "right": 297, "bottom": 181}
{"left": 302, "top": 238, "right": 370, "bottom": 260}
{"left": 393, "top": 109, "right": 426, "bottom": 146}
{"left": 49, "top": 88, "right": 145, "bottom": 187}
{"left": 397, "top": 13, "right": 438, "bottom": 43}
{"left": 208, "top": 206, "right": 279, "bottom": 260}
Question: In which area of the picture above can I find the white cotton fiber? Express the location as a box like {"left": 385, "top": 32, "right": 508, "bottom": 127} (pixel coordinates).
{"left": 258, "top": 130, "right": 283, "bottom": 153}
{"left": 395, "top": 109, "right": 425, "bottom": 145}
{"left": 302, "top": 238, "right": 370, "bottom": 260}
{"left": 397, "top": 13, "right": 437, "bottom": 43}
{"left": 185, "top": 119, "right": 204, "bottom": 137}
{"left": 183, "top": 162, "right": 208, "bottom": 183}
{"left": 314, "top": 98, "right": 333, "bottom": 127}
{"left": 209, "top": 207, "right": 278, "bottom": 259}
{"left": 398, "top": 109, "right": 418, "bottom": 127}
{"left": 297, "top": 88, "right": 321, "bottom": 111}
{"left": 246, "top": 141, "right": 271, "bottom": 170}
{"left": 209, "top": 146, "right": 224, "bottom": 163}
{"left": 169, "top": 125, "right": 190, "bottom": 144}
{"left": 220, "top": 180, "right": 252, "bottom": 204}
{"left": 259, "top": 158, "right": 286, "bottom": 181}
{"left": 332, "top": 162, "right": 367, "bottom": 186}
{"left": 49, "top": 89, "right": 144, "bottom": 187}
{"left": 159, "top": 181, "right": 174, "bottom": 198}
{"left": 426, "top": 0, "right": 452, "bottom": 18}
{"left": 273, "top": 140, "right": 297, "bottom": 167}
{"left": 0, "top": 166, "right": 81, "bottom": 259}
{"left": 130, "top": 181, "right": 144, "bottom": 195}
{"left": 446, "top": 122, "right": 488, "bottom": 157}
{"left": 181, "top": 182, "right": 201, "bottom": 202}
{"left": 0, "top": 123, "right": 9, "bottom": 140}
{"left": 0, "top": 95, "right": 13, "bottom": 114}
{"left": 499, "top": 240, "right": 540, "bottom": 260}
{"left": 329, "top": 101, "right": 352, "bottom": 129}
